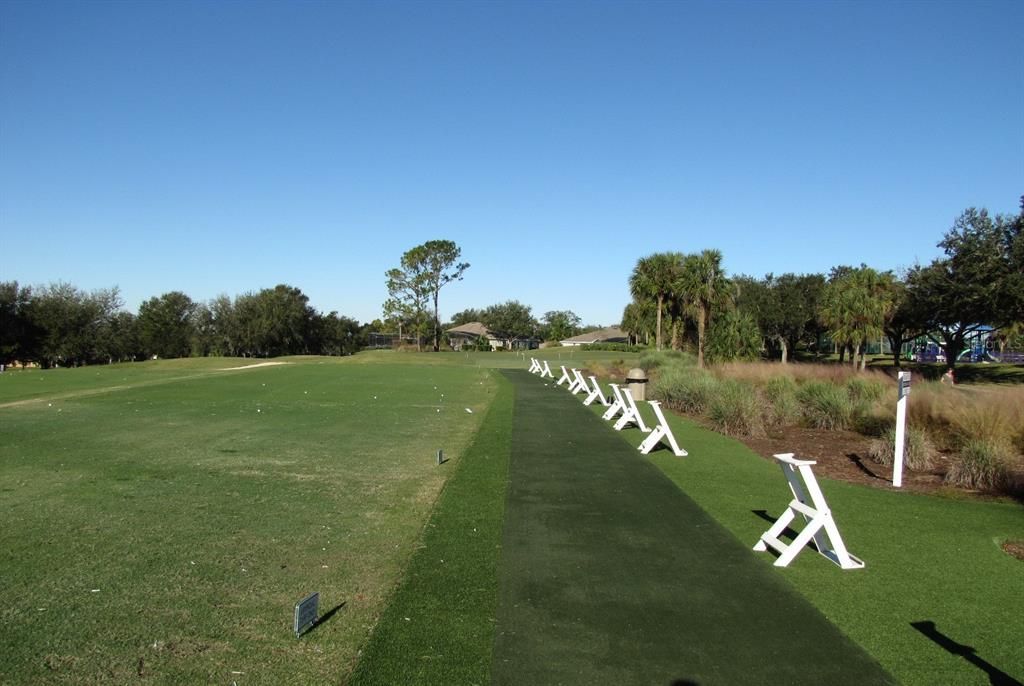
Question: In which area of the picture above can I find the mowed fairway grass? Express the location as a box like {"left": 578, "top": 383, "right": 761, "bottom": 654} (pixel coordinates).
{"left": 0, "top": 357, "right": 495, "bottom": 684}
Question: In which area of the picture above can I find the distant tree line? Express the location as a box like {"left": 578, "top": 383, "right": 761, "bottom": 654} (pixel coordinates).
{"left": 622, "top": 199, "right": 1024, "bottom": 369}
{"left": 0, "top": 283, "right": 363, "bottom": 368}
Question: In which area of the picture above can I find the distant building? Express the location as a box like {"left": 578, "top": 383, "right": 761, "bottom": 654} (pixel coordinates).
{"left": 560, "top": 326, "right": 629, "bottom": 347}
{"left": 446, "top": 322, "right": 503, "bottom": 351}
{"left": 446, "top": 322, "right": 539, "bottom": 351}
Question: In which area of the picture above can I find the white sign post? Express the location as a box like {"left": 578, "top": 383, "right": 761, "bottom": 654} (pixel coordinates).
{"left": 888, "top": 370, "right": 913, "bottom": 489}
{"left": 893, "top": 371, "right": 911, "bottom": 488}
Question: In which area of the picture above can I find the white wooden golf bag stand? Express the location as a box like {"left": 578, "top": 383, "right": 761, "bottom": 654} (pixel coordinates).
{"left": 753, "top": 453, "right": 864, "bottom": 570}
{"left": 637, "top": 401, "right": 687, "bottom": 457}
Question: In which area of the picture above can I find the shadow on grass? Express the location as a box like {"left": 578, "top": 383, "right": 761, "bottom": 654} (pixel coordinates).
{"left": 911, "top": 620, "right": 1022, "bottom": 686}
{"left": 750, "top": 510, "right": 822, "bottom": 560}
{"left": 304, "top": 602, "right": 346, "bottom": 637}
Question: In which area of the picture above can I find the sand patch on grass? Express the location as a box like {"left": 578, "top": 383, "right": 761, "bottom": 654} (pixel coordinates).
{"left": 217, "top": 362, "right": 290, "bottom": 371}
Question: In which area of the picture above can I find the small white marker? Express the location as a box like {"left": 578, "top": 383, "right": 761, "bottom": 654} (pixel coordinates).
{"left": 465, "top": 408, "right": 473, "bottom": 413}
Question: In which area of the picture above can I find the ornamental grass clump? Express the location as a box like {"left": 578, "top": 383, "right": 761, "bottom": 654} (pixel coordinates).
{"left": 652, "top": 367, "right": 718, "bottom": 415}
{"left": 762, "top": 375, "right": 801, "bottom": 428}
{"left": 944, "top": 439, "right": 1012, "bottom": 492}
{"left": 797, "top": 381, "right": 854, "bottom": 430}
{"left": 639, "top": 349, "right": 692, "bottom": 372}
{"left": 868, "top": 426, "right": 936, "bottom": 471}
{"left": 845, "top": 376, "right": 886, "bottom": 404}
{"left": 708, "top": 380, "right": 765, "bottom": 438}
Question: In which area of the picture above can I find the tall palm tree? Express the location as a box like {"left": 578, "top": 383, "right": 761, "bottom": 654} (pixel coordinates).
{"left": 820, "top": 266, "right": 894, "bottom": 370}
{"left": 678, "top": 249, "right": 732, "bottom": 368}
{"left": 629, "top": 252, "right": 683, "bottom": 350}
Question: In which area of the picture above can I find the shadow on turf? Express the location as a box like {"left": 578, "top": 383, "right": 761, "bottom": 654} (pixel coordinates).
{"left": 750, "top": 510, "right": 824, "bottom": 559}
{"left": 304, "top": 602, "right": 346, "bottom": 637}
{"left": 911, "top": 621, "right": 1022, "bottom": 686}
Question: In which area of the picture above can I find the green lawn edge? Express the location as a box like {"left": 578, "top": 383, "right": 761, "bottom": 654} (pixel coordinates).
{"left": 344, "top": 371, "right": 514, "bottom": 685}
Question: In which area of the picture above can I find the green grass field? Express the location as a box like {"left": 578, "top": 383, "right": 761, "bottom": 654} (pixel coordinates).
{"left": 3, "top": 352, "right": 1022, "bottom": 685}
{"left": 1, "top": 357, "right": 494, "bottom": 684}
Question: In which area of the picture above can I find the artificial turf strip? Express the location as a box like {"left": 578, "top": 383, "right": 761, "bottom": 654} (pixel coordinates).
{"left": 492, "top": 369, "right": 895, "bottom": 686}
{"left": 345, "top": 372, "right": 514, "bottom": 686}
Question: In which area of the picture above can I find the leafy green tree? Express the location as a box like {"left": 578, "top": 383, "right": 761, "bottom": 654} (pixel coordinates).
{"left": 736, "top": 273, "right": 824, "bottom": 363}
{"left": 137, "top": 291, "right": 197, "bottom": 359}
{"left": 882, "top": 276, "right": 929, "bottom": 368}
{"left": 254, "top": 284, "right": 316, "bottom": 356}
{"left": 629, "top": 252, "right": 684, "bottom": 350}
{"left": 0, "top": 281, "right": 36, "bottom": 366}
{"left": 541, "top": 310, "right": 581, "bottom": 342}
{"left": 28, "top": 282, "right": 122, "bottom": 367}
{"left": 620, "top": 299, "right": 655, "bottom": 346}
{"left": 448, "top": 308, "right": 485, "bottom": 327}
{"left": 385, "top": 240, "right": 469, "bottom": 352}
{"left": 313, "top": 312, "right": 362, "bottom": 355}
{"left": 207, "top": 294, "right": 237, "bottom": 356}
{"left": 677, "top": 250, "right": 733, "bottom": 368}
{"left": 482, "top": 300, "right": 537, "bottom": 347}
{"left": 706, "top": 309, "right": 761, "bottom": 363}
{"left": 104, "top": 311, "right": 142, "bottom": 362}
{"left": 910, "top": 205, "right": 1024, "bottom": 367}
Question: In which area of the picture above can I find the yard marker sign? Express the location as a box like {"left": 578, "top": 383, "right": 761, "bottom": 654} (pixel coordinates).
{"left": 294, "top": 592, "right": 320, "bottom": 637}
{"left": 638, "top": 401, "right": 687, "bottom": 456}
{"left": 893, "top": 371, "right": 911, "bottom": 488}
{"left": 753, "top": 453, "right": 864, "bottom": 570}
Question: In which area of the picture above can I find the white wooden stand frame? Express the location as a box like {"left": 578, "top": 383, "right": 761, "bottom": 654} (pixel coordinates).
{"left": 539, "top": 360, "right": 554, "bottom": 379}
{"left": 568, "top": 369, "right": 588, "bottom": 395}
{"left": 753, "top": 453, "right": 864, "bottom": 570}
{"left": 583, "top": 376, "right": 609, "bottom": 406}
{"left": 555, "top": 365, "right": 572, "bottom": 387}
{"left": 528, "top": 357, "right": 541, "bottom": 374}
{"left": 602, "top": 384, "right": 626, "bottom": 421}
{"left": 613, "top": 387, "right": 650, "bottom": 433}
{"left": 637, "top": 401, "right": 687, "bottom": 456}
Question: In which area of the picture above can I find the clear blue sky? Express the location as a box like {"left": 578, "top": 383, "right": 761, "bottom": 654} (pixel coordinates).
{"left": 2, "top": 0, "right": 1021, "bottom": 326}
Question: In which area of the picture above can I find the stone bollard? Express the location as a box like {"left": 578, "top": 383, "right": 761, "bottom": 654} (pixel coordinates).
{"left": 626, "top": 367, "right": 648, "bottom": 402}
